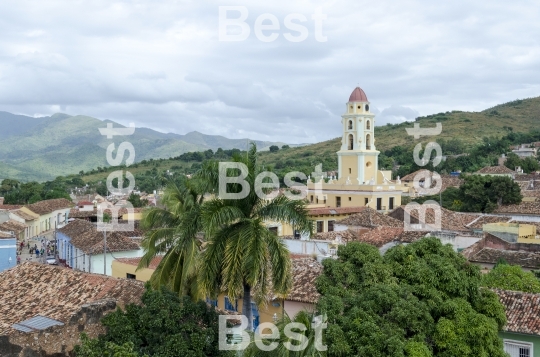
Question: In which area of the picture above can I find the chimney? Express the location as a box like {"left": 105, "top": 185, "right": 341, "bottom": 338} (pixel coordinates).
{"left": 0, "top": 197, "right": 4, "bottom": 205}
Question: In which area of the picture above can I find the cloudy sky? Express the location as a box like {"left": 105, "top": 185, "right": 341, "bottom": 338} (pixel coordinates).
{"left": 0, "top": 0, "right": 539, "bottom": 144}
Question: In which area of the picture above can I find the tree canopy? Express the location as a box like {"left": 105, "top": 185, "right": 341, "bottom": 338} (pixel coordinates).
{"left": 316, "top": 238, "right": 507, "bottom": 357}
{"left": 74, "top": 285, "right": 234, "bottom": 357}
{"left": 482, "top": 262, "right": 540, "bottom": 293}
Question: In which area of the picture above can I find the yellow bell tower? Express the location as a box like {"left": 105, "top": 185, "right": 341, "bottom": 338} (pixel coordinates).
{"left": 336, "top": 87, "right": 379, "bottom": 185}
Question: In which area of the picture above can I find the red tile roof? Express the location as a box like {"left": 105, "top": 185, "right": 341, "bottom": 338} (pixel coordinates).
{"left": 0, "top": 205, "right": 22, "bottom": 210}
{"left": 475, "top": 166, "right": 515, "bottom": 175}
{"left": 0, "top": 263, "right": 145, "bottom": 335}
{"left": 286, "top": 257, "right": 323, "bottom": 304}
{"left": 337, "top": 207, "right": 404, "bottom": 228}
{"left": 0, "top": 219, "right": 27, "bottom": 233}
{"left": 495, "top": 289, "right": 540, "bottom": 335}
{"left": 308, "top": 206, "right": 366, "bottom": 216}
{"left": 77, "top": 201, "right": 94, "bottom": 206}
{"left": 116, "top": 256, "right": 163, "bottom": 270}
{"left": 58, "top": 219, "right": 140, "bottom": 254}
{"left": 25, "top": 198, "right": 73, "bottom": 215}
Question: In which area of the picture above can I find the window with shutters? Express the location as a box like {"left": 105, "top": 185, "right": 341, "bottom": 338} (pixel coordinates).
{"left": 504, "top": 340, "right": 532, "bottom": 357}
{"left": 328, "top": 220, "right": 335, "bottom": 232}
{"left": 316, "top": 221, "right": 324, "bottom": 233}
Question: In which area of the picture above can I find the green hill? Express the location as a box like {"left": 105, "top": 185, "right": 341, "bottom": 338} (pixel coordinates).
{"left": 0, "top": 113, "right": 295, "bottom": 182}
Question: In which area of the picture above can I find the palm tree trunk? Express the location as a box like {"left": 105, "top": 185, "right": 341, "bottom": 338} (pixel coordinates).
{"left": 243, "top": 283, "right": 253, "bottom": 331}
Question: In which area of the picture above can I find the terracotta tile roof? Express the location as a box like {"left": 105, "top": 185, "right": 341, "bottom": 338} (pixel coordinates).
{"left": 69, "top": 208, "right": 98, "bottom": 218}
{"left": 308, "top": 206, "right": 366, "bottom": 216}
{"left": 461, "top": 234, "right": 540, "bottom": 269}
{"left": 401, "top": 169, "right": 431, "bottom": 182}
{"left": 398, "top": 230, "right": 428, "bottom": 243}
{"left": 337, "top": 207, "right": 404, "bottom": 228}
{"left": 0, "top": 231, "right": 15, "bottom": 238}
{"left": 314, "top": 229, "right": 359, "bottom": 242}
{"left": 0, "top": 205, "right": 22, "bottom": 210}
{"left": 11, "top": 209, "right": 38, "bottom": 221}
{"left": 515, "top": 173, "right": 540, "bottom": 182}
{"left": 116, "top": 256, "right": 163, "bottom": 270}
{"left": 286, "top": 258, "right": 323, "bottom": 304}
{"left": 495, "top": 289, "right": 540, "bottom": 335}
{"left": 401, "top": 171, "right": 463, "bottom": 193}
{"left": 58, "top": 219, "right": 140, "bottom": 254}
{"left": 464, "top": 247, "right": 540, "bottom": 269}
{"left": 389, "top": 206, "right": 478, "bottom": 232}
{"left": 77, "top": 201, "right": 94, "bottom": 206}
{"left": 24, "top": 198, "right": 73, "bottom": 215}
{"left": 354, "top": 226, "right": 404, "bottom": 247}
{"left": 0, "top": 262, "right": 145, "bottom": 335}
{"left": 475, "top": 166, "right": 515, "bottom": 175}
{"left": 493, "top": 201, "right": 540, "bottom": 215}
{"left": 0, "top": 219, "right": 27, "bottom": 233}
{"left": 466, "top": 215, "right": 512, "bottom": 229}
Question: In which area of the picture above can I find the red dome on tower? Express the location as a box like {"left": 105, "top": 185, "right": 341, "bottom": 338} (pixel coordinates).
{"left": 348, "top": 87, "right": 368, "bottom": 102}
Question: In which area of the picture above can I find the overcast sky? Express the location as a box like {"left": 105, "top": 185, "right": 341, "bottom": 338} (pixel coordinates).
{"left": 0, "top": 0, "right": 539, "bottom": 144}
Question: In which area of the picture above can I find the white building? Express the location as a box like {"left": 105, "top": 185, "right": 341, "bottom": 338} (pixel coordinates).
{"left": 57, "top": 219, "right": 141, "bottom": 276}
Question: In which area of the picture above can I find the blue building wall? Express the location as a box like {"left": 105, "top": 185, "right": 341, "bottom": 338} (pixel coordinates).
{"left": 57, "top": 231, "right": 73, "bottom": 266}
{"left": 0, "top": 238, "right": 17, "bottom": 272}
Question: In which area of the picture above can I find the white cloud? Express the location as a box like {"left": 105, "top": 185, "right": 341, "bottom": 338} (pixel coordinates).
{"left": 0, "top": 0, "right": 538, "bottom": 144}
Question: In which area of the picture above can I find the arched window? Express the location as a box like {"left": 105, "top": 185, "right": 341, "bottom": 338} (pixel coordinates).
{"left": 366, "top": 120, "right": 371, "bottom": 130}
{"left": 348, "top": 134, "right": 354, "bottom": 150}
{"left": 366, "top": 134, "right": 371, "bottom": 150}
{"left": 348, "top": 120, "right": 353, "bottom": 130}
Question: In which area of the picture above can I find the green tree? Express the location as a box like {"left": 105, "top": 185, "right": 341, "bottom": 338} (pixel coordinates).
{"left": 198, "top": 145, "right": 312, "bottom": 331}
{"left": 243, "top": 311, "right": 327, "bottom": 357}
{"left": 269, "top": 145, "right": 280, "bottom": 153}
{"left": 138, "top": 176, "right": 203, "bottom": 298}
{"left": 127, "top": 193, "right": 149, "bottom": 208}
{"left": 482, "top": 263, "right": 540, "bottom": 293}
{"left": 460, "top": 175, "right": 522, "bottom": 212}
{"left": 74, "top": 285, "right": 233, "bottom": 357}
{"left": 316, "top": 238, "right": 507, "bottom": 356}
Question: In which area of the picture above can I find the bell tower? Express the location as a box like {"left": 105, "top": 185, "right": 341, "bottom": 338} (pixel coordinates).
{"left": 336, "top": 87, "right": 379, "bottom": 184}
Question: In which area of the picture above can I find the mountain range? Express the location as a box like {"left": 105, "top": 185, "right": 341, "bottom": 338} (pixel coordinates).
{"left": 0, "top": 112, "right": 294, "bottom": 182}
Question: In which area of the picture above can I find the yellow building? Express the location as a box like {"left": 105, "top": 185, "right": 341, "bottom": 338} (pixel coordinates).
{"left": 483, "top": 222, "right": 538, "bottom": 243}
{"left": 307, "top": 87, "right": 403, "bottom": 212}
{"left": 273, "top": 206, "right": 366, "bottom": 237}
{"left": 112, "top": 256, "right": 322, "bottom": 330}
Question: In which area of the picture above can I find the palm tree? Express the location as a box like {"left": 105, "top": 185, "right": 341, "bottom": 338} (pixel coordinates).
{"left": 137, "top": 175, "right": 204, "bottom": 298}
{"left": 244, "top": 310, "right": 328, "bottom": 357}
{"left": 198, "top": 144, "right": 312, "bottom": 331}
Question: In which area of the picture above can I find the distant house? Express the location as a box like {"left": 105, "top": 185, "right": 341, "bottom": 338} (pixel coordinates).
{"left": 76, "top": 200, "right": 95, "bottom": 211}
{"left": 0, "top": 210, "right": 28, "bottom": 241}
{"left": 496, "top": 289, "right": 540, "bottom": 357}
{"left": 22, "top": 198, "right": 73, "bottom": 235}
{"left": 0, "top": 263, "right": 145, "bottom": 357}
{"left": 512, "top": 144, "right": 538, "bottom": 158}
{"left": 475, "top": 166, "right": 515, "bottom": 178}
{"left": 461, "top": 233, "right": 540, "bottom": 271}
{"left": 57, "top": 219, "right": 141, "bottom": 276}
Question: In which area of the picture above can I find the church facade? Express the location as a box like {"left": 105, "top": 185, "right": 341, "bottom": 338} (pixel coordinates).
{"left": 307, "top": 87, "right": 403, "bottom": 212}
